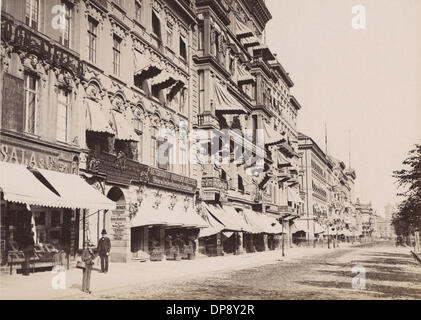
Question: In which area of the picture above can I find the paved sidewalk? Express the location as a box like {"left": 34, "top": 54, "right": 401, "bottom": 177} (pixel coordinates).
{"left": 0, "top": 243, "right": 356, "bottom": 300}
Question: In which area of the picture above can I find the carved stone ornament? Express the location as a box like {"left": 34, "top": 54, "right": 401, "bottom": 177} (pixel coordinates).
{"left": 168, "top": 193, "right": 177, "bottom": 211}
{"left": 152, "top": 190, "right": 163, "bottom": 209}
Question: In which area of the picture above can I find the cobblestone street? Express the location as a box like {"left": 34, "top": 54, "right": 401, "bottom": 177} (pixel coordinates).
{"left": 67, "top": 242, "right": 421, "bottom": 300}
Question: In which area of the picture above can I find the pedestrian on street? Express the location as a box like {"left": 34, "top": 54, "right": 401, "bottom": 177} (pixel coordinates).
{"left": 21, "top": 229, "right": 35, "bottom": 276}
{"left": 81, "top": 242, "right": 95, "bottom": 294}
{"left": 97, "top": 229, "right": 111, "bottom": 273}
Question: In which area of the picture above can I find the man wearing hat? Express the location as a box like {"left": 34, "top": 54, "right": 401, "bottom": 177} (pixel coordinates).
{"left": 97, "top": 229, "right": 111, "bottom": 273}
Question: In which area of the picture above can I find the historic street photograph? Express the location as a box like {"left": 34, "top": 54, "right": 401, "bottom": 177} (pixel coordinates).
{"left": 0, "top": 0, "right": 420, "bottom": 301}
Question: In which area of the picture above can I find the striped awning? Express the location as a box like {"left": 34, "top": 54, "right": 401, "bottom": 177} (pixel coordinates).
{"left": 235, "top": 19, "right": 254, "bottom": 39}
{"left": 85, "top": 99, "right": 115, "bottom": 135}
{"left": 134, "top": 50, "right": 163, "bottom": 79}
{"left": 237, "top": 64, "right": 255, "bottom": 85}
{"left": 111, "top": 111, "right": 139, "bottom": 142}
{"left": 213, "top": 81, "right": 247, "bottom": 114}
{"left": 288, "top": 188, "right": 303, "bottom": 203}
{"left": 263, "top": 121, "right": 285, "bottom": 146}
{"left": 0, "top": 161, "right": 116, "bottom": 211}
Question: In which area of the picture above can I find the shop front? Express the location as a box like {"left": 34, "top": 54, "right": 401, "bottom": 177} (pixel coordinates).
{"left": 84, "top": 150, "right": 205, "bottom": 263}
{"left": 0, "top": 136, "right": 116, "bottom": 274}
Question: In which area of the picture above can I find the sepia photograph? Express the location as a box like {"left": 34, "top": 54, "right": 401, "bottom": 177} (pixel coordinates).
{"left": 0, "top": 0, "right": 420, "bottom": 306}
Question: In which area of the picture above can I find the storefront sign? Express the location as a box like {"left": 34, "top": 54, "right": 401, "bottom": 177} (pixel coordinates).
{"left": 87, "top": 151, "right": 197, "bottom": 194}
{"left": 0, "top": 137, "right": 78, "bottom": 174}
{"left": 111, "top": 209, "right": 128, "bottom": 241}
{"left": 148, "top": 168, "right": 197, "bottom": 194}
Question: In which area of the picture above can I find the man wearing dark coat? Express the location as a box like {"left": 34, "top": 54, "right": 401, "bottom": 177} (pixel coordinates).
{"left": 97, "top": 229, "right": 111, "bottom": 273}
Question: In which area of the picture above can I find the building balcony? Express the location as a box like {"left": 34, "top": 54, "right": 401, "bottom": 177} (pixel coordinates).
{"left": 196, "top": 0, "right": 230, "bottom": 25}
{"left": 201, "top": 176, "right": 228, "bottom": 191}
{"left": 197, "top": 113, "right": 220, "bottom": 130}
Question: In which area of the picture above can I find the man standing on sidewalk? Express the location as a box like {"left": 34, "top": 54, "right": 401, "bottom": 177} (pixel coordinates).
{"left": 97, "top": 229, "right": 111, "bottom": 273}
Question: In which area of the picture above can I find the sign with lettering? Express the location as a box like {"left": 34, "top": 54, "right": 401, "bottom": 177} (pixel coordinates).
{"left": 0, "top": 135, "right": 78, "bottom": 173}
{"left": 148, "top": 168, "right": 197, "bottom": 194}
{"left": 111, "top": 209, "right": 128, "bottom": 241}
{"left": 87, "top": 151, "right": 197, "bottom": 194}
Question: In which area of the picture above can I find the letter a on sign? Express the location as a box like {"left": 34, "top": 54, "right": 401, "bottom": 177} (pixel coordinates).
{"left": 352, "top": 5, "right": 366, "bottom": 30}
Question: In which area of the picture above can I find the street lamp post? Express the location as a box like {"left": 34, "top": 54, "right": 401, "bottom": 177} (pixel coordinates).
{"left": 281, "top": 219, "right": 285, "bottom": 257}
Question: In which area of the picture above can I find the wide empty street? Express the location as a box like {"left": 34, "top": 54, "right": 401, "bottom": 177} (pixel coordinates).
{"left": 67, "top": 242, "right": 421, "bottom": 300}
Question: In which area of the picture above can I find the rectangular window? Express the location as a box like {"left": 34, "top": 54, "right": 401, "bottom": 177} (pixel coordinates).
{"left": 166, "top": 27, "right": 173, "bottom": 48}
{"left": 57, "top": 89, "right": 69, "bottom": 142}
{"left": 113, "top": 35, "right": 121, "bottom": 76}
{"left": 152, "top": 11, "right": 161, "bottom": 40}
{"left": 198, "top": 27, "right": 204, "bottom": 53}
{"left": 24, "top": 74, "right": 38, "bottom": 134}
{"left": 25, "top": 0, "right": 39, "bottom": 30}
{"left": 198, "top": 70, "right": 204, "bottom": 113}
{"left": 179, "top": 36, "right": 187, "bottom": 60}
{"left": 59, "top": 4, "right": 72, "bottom": 48}
{"left": 180, "top": 148, "right": 187, "bottom": 176}
{"left": 87, "top": 17, "right": 98, "bottom": 63}
{"left": 150, "top": 129, "right": 157, "bottom": 166}
{"left": 135, "top": 0, "right": 142, "bottom": 23}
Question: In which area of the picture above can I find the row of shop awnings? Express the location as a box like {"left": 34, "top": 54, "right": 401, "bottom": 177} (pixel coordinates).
{"left": 131, "top": 198, "right": 208, "bottom": 229}
{"left": 291, "top": 219, "right": 357, "bottom": 237}
{"left": 0, "top": 161, "right": 116, "bottom": 211}
{"left": 85, "top": 99, "right": 139, "bottom": 141}
{"left": 200, "top": 203, "right": 284, "bottom": 238}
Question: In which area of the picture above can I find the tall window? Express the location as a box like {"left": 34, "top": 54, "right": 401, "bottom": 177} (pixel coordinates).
{"left": 57, "top": 89, "right": 69, "bottom": 142}
{"left": 150, "top": 128, "right": 157, "bottom": 166}
{"left": 152, "top": 11, "right": 161, "bottom": 40}
{"left": 134, "top": 117, "right": 143, "bottom": 162}
{"left": 113, "top": 35, "right": 121, "bottom": 76}
{"left": 25, "top": 0, "right": 39, "bottom": 30}
{"left": 180, "top": 147, "right": 187, "bottom": 176}
{"left": 238, "top": 175, "right": 244, "bottom": 193}
{"left": 135, "top": 0, "right": 142, "bottom": 22}
{"left": 179, "top": 36, "right": 187, "bottom": 60}
{"left": 166, "top": 27, "right": 173, "bottom": 48}
{"left": 198, "top": 70, "right": 204, "bottom": 113}
{"left": 87, "top": 17, "right": 98, "bottom": 63}
{"left": 60, "top": 4, "right": 72, "bottom": 48}
{"left": 179, "top": 88, "right": 187, "bottom": 114}
{"left": 198, "top": 27, "right": 204, "bottom": 54}
{"left": 24, "top": 74, "right": 38, "bottom": 134}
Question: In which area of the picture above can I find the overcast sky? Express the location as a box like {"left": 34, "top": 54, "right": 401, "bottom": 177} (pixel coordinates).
{"left": 265, "top": 0, "right": 421, "bottom": 215}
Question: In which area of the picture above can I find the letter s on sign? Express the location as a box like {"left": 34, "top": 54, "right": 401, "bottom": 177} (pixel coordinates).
{"left": 352, "top": 5, "right": 366, "bottom": 30}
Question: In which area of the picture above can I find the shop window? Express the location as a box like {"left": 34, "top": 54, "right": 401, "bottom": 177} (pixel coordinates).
{"left": 59, "top": 3, "right": 72, "bottom": 48}
{"left": 24, "top": 73, "right": 38, "bottom": 135}
{"left": 179, "top": 36, "right": 187, "bottom": 60}
{"left": 25, "top": 0, "right": 39, "bottom": 30}
{"left": 51, "top": 211, "right": 62, "bottom": 227}
{"left": 113, "top": 35, "right": 121, "bottom": 76}
{"left": 34, "top": 212, "right": 46, "bottom": 226}
{"left": 87, "top": 17, "right": 98, "bottom": 63}
{"left": 57, "top": 88, "right": 69, "bottom": 142}
{"left": 152, "top": 11, "right": 161, "bottom": 41}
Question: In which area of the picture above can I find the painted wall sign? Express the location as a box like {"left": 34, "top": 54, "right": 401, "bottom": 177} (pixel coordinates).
{"left": 87, "top": 151, "right": 197, "bottom": 194}
{"left": 0, "top": 135, "right": 78, "bottom": 174}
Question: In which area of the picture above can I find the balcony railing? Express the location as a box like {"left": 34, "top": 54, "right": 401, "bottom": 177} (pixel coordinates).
{"left": 201, "top": 177, "right": 228, "bottom": 191}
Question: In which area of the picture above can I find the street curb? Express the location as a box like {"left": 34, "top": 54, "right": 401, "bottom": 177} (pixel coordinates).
{"left": 410, "top": 251, "right": 421, "bottom": 265}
